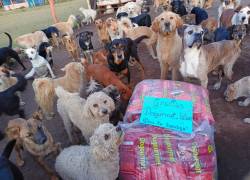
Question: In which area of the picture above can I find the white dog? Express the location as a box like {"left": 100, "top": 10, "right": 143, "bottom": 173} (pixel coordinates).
{"left": 55, "top": 86, "right": 115, "bottom": 143}
{"left": 55, "top": 123, "right": 124, "bottom": 180}
{"left": 116, "top": 2, "right": 141, "bottom": 18}
{"left": 232, "top": 6, "right": 250, "bottom": 25}
{"left": 224, "top": 76, "right": 250, "bottom": 123}
{"left": 24, "top": 48, "right": 55, "bottom": 79}
{"left": 79, "top": 7, "right": 97, "bottom": 24}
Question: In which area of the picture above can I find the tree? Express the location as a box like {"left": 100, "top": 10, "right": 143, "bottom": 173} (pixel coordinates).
{"left": 48, "top": 0, "right": 59, "bottom": 23}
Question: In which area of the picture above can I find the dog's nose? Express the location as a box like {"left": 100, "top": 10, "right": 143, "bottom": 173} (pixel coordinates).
{"left": 165, "top": 22, "right": 170, "bottom": 27}
{"left": 238, "top": 34, "right": 243, "bottom": 39}
{"left": 117, "top": 54, "right": 123, "bottom": 59}
{"left": 242, "top": 16, "right": 246, "bottom": 22}
{"left": 102, "top": 109, "right": 108, "bottom": 114}
{"left": 116, "top": 126, "right": 122, "bottom": 132}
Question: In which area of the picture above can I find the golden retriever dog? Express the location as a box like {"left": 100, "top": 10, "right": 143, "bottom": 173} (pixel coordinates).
{"left": 94, "top": 19, "right": 111, "bottom": 45}
{"left": 224, "top": 76, "right": 250, "bottom": 123}
{"left": 6, "top": 111, "right": 61, "bottom": 180}
{"left": 62, "top": 35, "right": 79, "bottom": 61}
{"left": 15, "top": 31, "right": 49, "bottom": 48}
{"left": 52, "top": 15, "right": 75, "bottom": 37}
{"left": 151, "top": 11, "right": 183, "bottom": 80}
{"left": 32, "top": 62, "right": 86, "bottom": 119}
{"left": 179, "top": 24, "right": 246, "bottom": 89}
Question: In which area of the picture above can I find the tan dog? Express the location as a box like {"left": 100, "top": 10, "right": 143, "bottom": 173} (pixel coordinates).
{"left": 62, "top": 35, "right": 79, "bottom": 61}
{"left": 95, "top": 19, "right": 111, "bottom": 45}
{"left": 32, "top": 62, "right": 86, "bottom": 119}
{"left": 204, "top": 0, "right": 214, "bottom": 9}
{"left": 106, "top": 17, "right": 124, "bottom": 40}
{"left": 201, "top": 17, "right": 218, "bottom": 32}
{"left": 15, "top": 31, "right": 49, "bottom": 48}
{"left": 6, "top": 111, "right": 61, "bottom": 180}
{"left": 52, "top": 15, "right": 75, "bottom": 36}
{"left": 151, "top": 11, "right": 183, "bottom": 80}
{"left": 153, "top": 0, "right": 171, "bottom": 12}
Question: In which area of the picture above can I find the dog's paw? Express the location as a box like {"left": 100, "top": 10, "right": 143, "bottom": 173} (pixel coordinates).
{"left": 213, "top": 82, "right": 221, "bottom": 90}
{"left": 17, "top": 160, "right": 24, "bottom": 167}
{"left": 238, "top": 101, "right": 247, "bottom": 107}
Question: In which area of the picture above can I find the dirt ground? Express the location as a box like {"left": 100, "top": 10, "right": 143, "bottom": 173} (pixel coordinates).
{"left": 1, "top": 1, "right": 250, "bottom": 180}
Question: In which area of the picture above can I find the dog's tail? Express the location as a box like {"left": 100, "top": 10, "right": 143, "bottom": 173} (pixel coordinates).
{"left": 3, "top": 32, "right": 13, "bottom": 48}
{"left": 134, "top": 35, "right": 149, "bottom": 44}
{"left": 32, "top": 78, "right": 55, "bottom": 115}
{"left": 1, "top": 139, "right": 16, "bottom": 159}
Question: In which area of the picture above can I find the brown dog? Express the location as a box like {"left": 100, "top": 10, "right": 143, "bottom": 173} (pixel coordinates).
{"left": 201, "top": 17, "right": 218, "bottom": 32}
{"left": 151, "top": 11, "right": 183, "bottom": 80}
{"left": 82, "top": 59, "right": 132, "bottom": 101}
{"left": 92, "top": 49, "right": 108, "bottom": 66}
{"left": 62, "top": 35, "right": 79, "bottom": 61}
{"left": 6, "top": 111, "right": 61, "bottom": 180}
{"left": 95, "top": 19, "right": 111, "bottom": 45}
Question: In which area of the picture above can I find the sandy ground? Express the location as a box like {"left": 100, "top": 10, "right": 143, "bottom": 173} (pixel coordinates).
{"left": 1, "top": 1, "right": 250, "bottom": 180}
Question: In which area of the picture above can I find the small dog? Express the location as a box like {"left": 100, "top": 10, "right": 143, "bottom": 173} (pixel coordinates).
{"left": 171, "top": 0, "right": 188, "bottom": 17}
{"left": 107, "top": 36, "right": 146, "bottom": 83}
{"left": 117, "top": 2, "right": 141, "bottom": 18}
{"left": 41, "top": 26, "right": 60, "bottom": 47}
{"left": 179, "top": 24, "right": 246, "bottom": 88}
{"left": 62, "top": 35, "right": 79, "bottom": 61}
{"left": 38, "top": 42, "right": 53, "bottom": 67}
{"left": 77, "top": 31, "right": 94, "bottom": 63}
{"left": 15, "top": 31, "right": 49, "bottom": 49}
{"left": 55, "top": 123, "right": 123, "bottom": 180}
{"left": 224, "top": 76, "right": 250, "bottom": 123}
{"left": 32, "top": 62, "right": 86, "bottom": 119}
{"left": 24, "top": 48, "right": 55, "bottom": 79}
{"left": 191, "top": 7, "right": 208, "bottom": 25}
{"left": 95, "top": 19, "right": 111, "bottom": 45}
{"left": 55, "top": 86, "right": 115, "bottom": 143}
{"left": 79, "top": 7, "right": 97, "bottom": 24}
{"left": 0, "top": 140, "right": 24, "bottom": 180}
{"left": 151, "top": 11, "right": 183, "bottom": 80}
{"left": 0, "top": 32, "right": 26, "bottom": 70}
{"left": 0, "top": 74, "right": 27, "bottom": 118}
{"left": 6, "top": 112, "right": 61, "bottom": 180}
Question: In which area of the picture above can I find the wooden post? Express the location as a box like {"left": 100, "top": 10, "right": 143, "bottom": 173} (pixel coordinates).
{"left": 48, "top": 0, "right": 59, "bottom": 23}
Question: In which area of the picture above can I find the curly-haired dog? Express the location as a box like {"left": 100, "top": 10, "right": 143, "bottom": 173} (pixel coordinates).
{"left": 32, "top": 62, "right": 86, "bottom": 119}
{"left": 55, "top": 123, "right": 123, "bottom": 180}
{"left": 62, "top": 35, "right": 79, "bottom": 61}
{"left": 55, "top": 86, "right": 115, "bottom": 144}
{"left": 95, "top": 19, "right": 111, "bottom": 45}
{"left": 151, "top": 11, "right": 183, "bottom": 80}
{"left": 15, "top": 31, "right": 49, "bottom": 49}
{"left": 6, "top": 112, "right": 61, "bottom": 180}
{"left": 179, "top": 24, "right": 246, "bottom": 88}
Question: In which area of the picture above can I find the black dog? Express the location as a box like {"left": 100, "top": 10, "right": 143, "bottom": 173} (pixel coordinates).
{"left": 171, "top": 0, "right": 187, "bottom": 17}
{"left": 41, "top": 26, "right": 59, "bottom": 39}
{"left": 191, "top": 7, "right": 208, "bottom": 25}
{"left": 0, "top": 33, "right": 26, "bottom": 70}
{"left": 77, "top": 31, "right": 94, "bottom": 63}
{"left": 0, "top": 74, "right": 27, "bottom": 118}
{"left": 107, "top": 36, "right": 147, "bottom": 83}
{"left": 0, "top": 140, "right": 24, "bottom": 180}
{"left": 38, "top": 42, "right": 53, "bottom": 67}
{"left": 116, "top": 12, "right": 152, "bottom": 27}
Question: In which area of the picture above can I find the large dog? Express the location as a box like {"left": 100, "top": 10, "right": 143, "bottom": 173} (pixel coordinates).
{"left": 151, "top": 11, "right": 183, "bottom": 80}
{"left": 179, "top": 24, "right": 246, "bottom": 89}
{"left": 32, "top": 62, "right": 85, "bottom": 119}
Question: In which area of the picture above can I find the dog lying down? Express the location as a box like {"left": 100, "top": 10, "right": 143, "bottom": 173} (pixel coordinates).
{"left": 55, "top": 86, "right": 115, "bottom": 144}
{"left": 55, "top": 123, "right": 124, "bottom": 180}
{"left": 224, "top": 76, "right": 250, "bottom": 123}
{"left": 24, "top": 48, "right": 55, "bottom": 79}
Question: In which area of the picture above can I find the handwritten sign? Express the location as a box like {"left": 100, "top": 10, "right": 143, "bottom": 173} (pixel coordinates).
{"left": 140, "top": 96, "right": 193, "bottom": 133}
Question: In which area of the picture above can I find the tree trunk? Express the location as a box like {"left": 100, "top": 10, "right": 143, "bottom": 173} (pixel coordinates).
{"left": 48, "top": 0, "right": 59, "bottom": 23}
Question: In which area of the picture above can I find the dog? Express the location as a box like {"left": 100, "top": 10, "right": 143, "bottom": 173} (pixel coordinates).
{"left": 106, "top": 17, "right": 125, "bottom": 40}
{"left": 82, "top": 61, "right": 132, "bottom": 101}
{"left": 55, "top": 86, "right": 115, "bottom": 144}
{"left": 24, "top": 48, "right": 55, "bottom": 79}
{"left": 117, "top": 2, "right": 141, "bottom": 18}
{"left": 0, "top": 32, "right": 26, "bottom": 70}
{"left": 224, "top": 76, "right": 250, "bottom": 123}
{"left": 41, "top": 26, "right": 60, "bottom": 47}
{"left": 179, "top": 24, "right": 246, "bottom": 88}
{"left": 0, "top": 74, "right": 27, "bottom": 118}
{"left": 38, "top": 42, "right": 53, "bottom": 67}
{"left": 107, "top": 36, "right": 146, "bottom": 83}
{"left": 153, "top": 0, "right": 171, "bottom": 12}
{"left": 151, "top": 11, "right": 183, "bottom": 80}
{"left": 95, "top": 19, "right": 111, "bottom": 45}
{"left": 191, "top": 7, "right": 208, "bottom": 25}
{"left": 201, "top": 17, "right": 218, "bottom": 43}
{"left": 214, "top": 27, "right": 230, "bottom": 41}
{"left": 220, "top": 6, "right": 250, "bottom": 28}
{"left": 79, "top": 7, "right": 97, "bottom": 24}
{"left": 75, "top": 14, "right": 85, "bottom": 28}
{"left": 181, "top": 14, "right": 196, "bottom": 24}
{"left": 55, "top": 123, "right": 123, "bottom": 180}
{"left": 15, "top": 31, "right": 49, "bottom": 49}
{"left": 0, "top": 140, "right": 24, "bottom": 180}
{"left": 52, "top": 15, "right": 75, "bottom": 36}
{"left": 218, "top": 0, "right": 240, "bottom": 21}
{"left": 62, "top": 35, "right": 79, "bottom": 61}
{"left": 6, "top": 111, "right": 61, "bottom": 180}
{"left": 32, "top": 62, "right": 86, "bottom": 119}
{"left": 171, "top": 0, "right": 188, "bottom": 17}
{"left": 92, "top": 49, "right": 109, "bottom": 65}
{"left": 77, "top": 31, "right": 94, "bottom": 63}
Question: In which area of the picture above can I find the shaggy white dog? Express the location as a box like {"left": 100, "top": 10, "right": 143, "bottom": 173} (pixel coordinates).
{"left": 116, "top": 2, "right": 141, "bottom": 18}
{"left": 79, "top": 7, "right": 97, "bottom": 24}
{"left": 55, "top": 86, "right": 115, "bottom": 143}
{"left": 55, "top": 123, "right": 124, "bottom": 180}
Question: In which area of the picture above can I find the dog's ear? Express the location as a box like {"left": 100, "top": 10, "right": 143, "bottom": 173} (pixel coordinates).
{"left": 176, "top": 14, "right": 184, "bottom": 29}
{"left": 234, "top": 5, "right": 242, "bottom": 13}
{"left": 177, "top": 24, "right": 189, "bottom": 37}
{"left": 5, "top": 126, "right": 20, "bottom": 140}
{"left": 151, "top": 18, "right": 160, "bottom": 33}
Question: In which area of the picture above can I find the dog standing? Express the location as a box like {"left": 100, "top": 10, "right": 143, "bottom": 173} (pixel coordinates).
{"left": 171, "top": 0, "right": 188, "bottom": 17}
{"left": 79, "top": 7, "right": 97, "bottom": 24}
{"left": 38, "top": 42, "right": 54, "bottom": 67}
{"left": 95, "top": 19, "right": 111, "bottom": 45}
{"left": 77, "top": 31, "right": 94, "bottom": 64}
{"left": 62, "top": 35, "right": 79, "bottom": 61}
